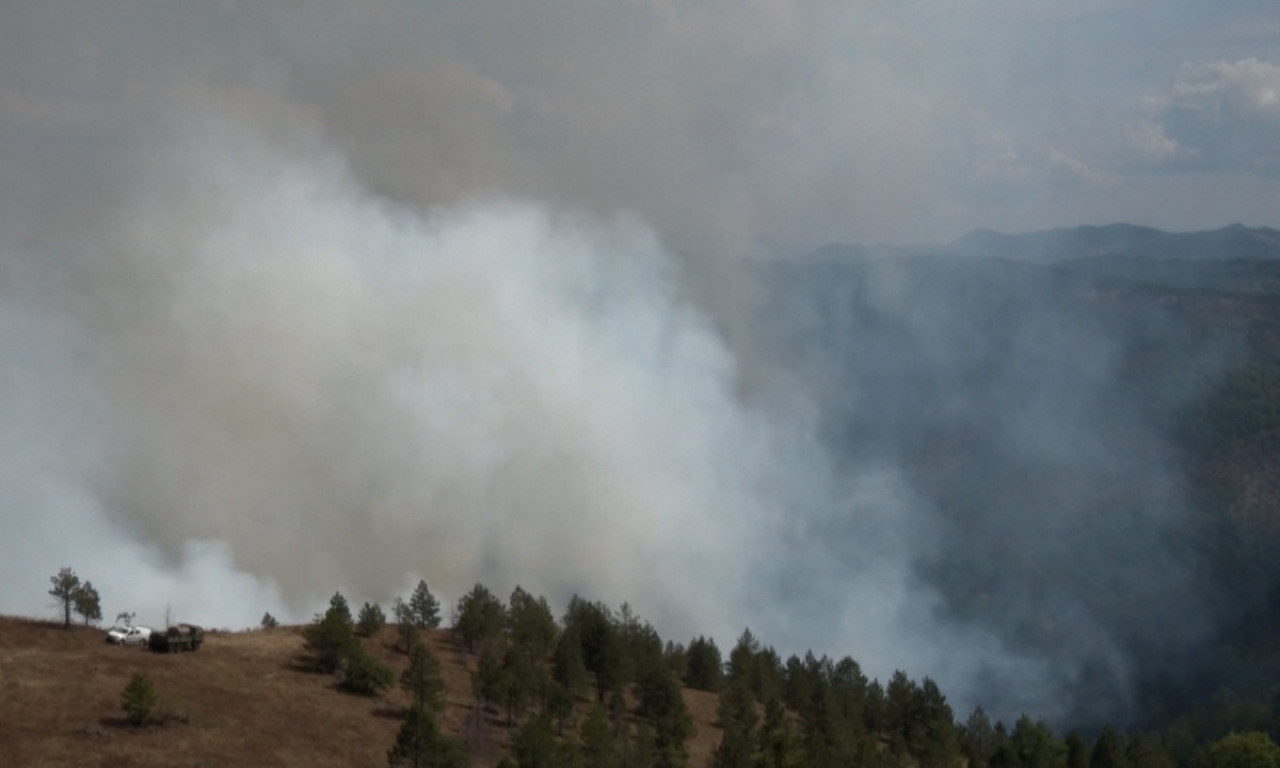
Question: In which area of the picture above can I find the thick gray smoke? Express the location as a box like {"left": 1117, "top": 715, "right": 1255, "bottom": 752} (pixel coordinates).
{"left": 2, "top": 101, "right": 1084, "bottom": 723}
{"left": 3, "top": 0, "right": 1276, "bottom": 730}
{"left": 1, "top": 114, "right": 801, "bottom": 638}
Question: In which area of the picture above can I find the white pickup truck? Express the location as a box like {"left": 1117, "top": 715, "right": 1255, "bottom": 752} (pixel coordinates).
{"left": 105, "top": 625, "right": 153, "bottom": 646}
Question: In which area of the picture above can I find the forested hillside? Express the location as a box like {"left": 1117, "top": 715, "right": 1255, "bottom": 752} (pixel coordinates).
{"left": 759, "top": 227, "right": 1280, "bottom": 744}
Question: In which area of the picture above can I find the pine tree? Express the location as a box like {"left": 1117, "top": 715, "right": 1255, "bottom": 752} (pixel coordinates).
{"left": 358, "top": 602, "right": 387, "bottom": 637}
{"left": 304, "top": 600, "right": 359, "bottom": 673}
{"left": 401, "top": 641, "right": 447, "bottom": 712}
{"left": 121, "top": 671, "right": 158, "bottom": 726}
{"left": 553, "top": 627, "right": 588, "bottom": 698}
{"left": 48, "top": 567, "right": 81, "bottom": 630}
{"left": 409, "top": 580, "right": 441, "bottom": 629}
{"left": 684, "top": 636, "right": 724, "bottom": 692}
{"left": 394, "top": 597, "right": 417, "bottom": 652}
{"left": 512, "top": 713, "right": 560, "bottom": 768}
{"left": 712, "top": 678, "right": 758, "bottom": 768}
{"left": 508, "top": 586, "right": 559, "bottom": 660}
{"left": 73, "top": 580, "right": 102, "bottom": 626}
{"left": 1090, "top": 727, "right": 1129, "bottom": 768}
{"left": 964, "top": 707, "right": 999, "bottom": 768}
{"left": 1126, "top": 732, "right": 1173, "bottom": 768}
{"left": 387, "top": 705, "right": 467, "bottom": 768}
{"left": 342, "top": 646, "right": 395, "bottom": 695}
{"left": 1065, "top": 732, "right": 1089, "bottom": 768}
{"left": 328, "top": 591, "right": 353, "bottom": 626}
{"left": 455, "top": 583, "right": 506, "bottom": 654}
{"left": 1009, "top": 716, "right": 1064, "bottom": 768}
{"left": 580, "top": 703, "right": 619, "bottom": 768}
{"left": 260, "top": 612, "right": 279, "bottom": 629}
{"left": 916, "top": 677, "right": 958, "bottom": 768}
{"left": 757, "top": 696, "right": 801, "bottom": 768}
{"left": 635, "top": 664, "right": 692, "bottom": 768}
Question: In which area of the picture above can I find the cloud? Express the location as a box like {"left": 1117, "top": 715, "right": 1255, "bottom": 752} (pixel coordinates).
{"left": 1139, "top": 58, "right": 1280, "bottom": 178}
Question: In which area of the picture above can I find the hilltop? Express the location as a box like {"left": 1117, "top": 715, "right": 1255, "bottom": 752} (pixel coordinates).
{"left": 0, "top": 615, "right": 722, "bottom": 768}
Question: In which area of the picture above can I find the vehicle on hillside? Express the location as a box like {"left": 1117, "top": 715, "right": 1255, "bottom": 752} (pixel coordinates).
{"left": 148, "top": 623, "right": 204, "bottom": 653}
{"left": 105, "top": 625, "right": 152, "bottom": 646}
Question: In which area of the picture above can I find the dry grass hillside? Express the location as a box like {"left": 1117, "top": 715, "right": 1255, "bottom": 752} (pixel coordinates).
{"left": 0, "top": 616, "right": 722, "bottom": 768}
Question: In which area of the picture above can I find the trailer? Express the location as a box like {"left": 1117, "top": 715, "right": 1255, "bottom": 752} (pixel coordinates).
{"left": 148, "top": 623, "right": 204, "bottom": 653}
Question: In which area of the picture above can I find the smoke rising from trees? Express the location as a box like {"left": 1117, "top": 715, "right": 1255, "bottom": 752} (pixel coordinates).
{"left": 2, "top": 1, "right": 1274, "bottom": 730}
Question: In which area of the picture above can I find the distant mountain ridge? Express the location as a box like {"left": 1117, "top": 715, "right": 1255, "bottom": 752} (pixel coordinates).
{"left": 811, "top": 223, "right": 1280, "bottom": 263}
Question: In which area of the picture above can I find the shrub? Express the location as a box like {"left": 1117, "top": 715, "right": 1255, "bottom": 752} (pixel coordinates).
{"left": 121, "top": 672, "right": 158, "bottom": 726}
{"left": 342, "top": 647, "right": 394, "bottom": 696}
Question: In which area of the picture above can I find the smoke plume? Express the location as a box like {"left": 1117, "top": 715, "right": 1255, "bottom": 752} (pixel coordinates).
{"left": 2, "top": 0, "right": 1271, "bottom": 730}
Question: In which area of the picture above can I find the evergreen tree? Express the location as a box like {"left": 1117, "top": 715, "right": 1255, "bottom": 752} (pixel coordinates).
{"left": 48, "top": 567, "right": 80, "bottom": 630}
{"left": 664, "top": 641, "right": 688, "bottom": 680}
{"left": 726, "top": 628, "right": 760, "bottom": 687}
{"left": 477, "top": 645, "right": 511, "bottom": 719}
{"left": 683, "top": 636, "right": 724, "bottom": 692}
{"left": 513, "top": 713, "right": 561, "bottom": 768}
{"left": 964, "top": 707, "right": 999, "bottom": 768}
{"left": 862, "top": 679, "right": 887, "bottom": 734}
{"left": 508, "top": 586, "right": 559, "bottom": 660}
{"left": 1090, "top": 727, "right": 1129, "bottom": 768}
{"left": 562, "top": 596, "right": 625, "bottom": 701}
{"left": 712, "top": 678, "right": 758, "bottom": 768}
{"left": 328, "top": 591, "right": 353, "bottom": 626}
{"left": 455, "top": 583, "right": 506, "bottom": 653}
{"left": 885, "top": 670, "right": 922, "bottom": 755}
{"left": 72, "top": 580, "right": 102, "bottom": 626}
{"left": 260, "top": 612, "right": 279, "bottom": 629}
{"left": 1126, "top": 732, "right": 1174, "bottom": 768}
{"left": 553, "top": 627, "right": 588, "bottom": 698}
{"left": 1196, "top": 731, "right": 1280, "bottom": 768}
{"left": 358, "top": 601, "right": 387, "bottom": 637}
{"left": 409, "top": 580, "right": 442, "bottom": 629}
{"left": 394, "top": 597, "right": 417, "bottom": 652}
{"left": 501, "top": 645, "right": 541, "bottom": 726}
{"left": 1008, "top": 715, "right": 1064, "bottom": 768}
{"left": 1065, "top": 731, "right": 1090, "bottom": 768}
{"left": 626, "top": 722, "right": 658, "bottom": 768}
{"left": 401, "top": 641, "right": 447, "bottom": 712}
{"left": 916, "top": 677, "right": 958, "bottom": 768}
{"left": 580, "top": 703, "right": 619, "bottom": 768}
{"left": 757, "top": 695, "right": 801, "bottom": 768}
{"left": 121, "top": 671, "right": 158, "bottom": 726}
{"left": 342, "top": 646, "right": 395, "bottom": 695}
{"left": 387, "top": 704, "right": 468, "bottom": 768}
{"left": 545, "top": 682, "right": 575, "bottom": 735}
{"left": 304, "top": 600, "right": 359, "bottom": 673}
{"left": 634, "top": 664, "right": 692, "bottom": 768}
{"left": 618, "top": 603, "right": 664, "bottom": 685}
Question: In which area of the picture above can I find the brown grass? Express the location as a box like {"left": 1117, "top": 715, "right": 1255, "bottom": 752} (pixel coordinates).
{"left": 0, "top": 616, "right": 722, "bottom": 768}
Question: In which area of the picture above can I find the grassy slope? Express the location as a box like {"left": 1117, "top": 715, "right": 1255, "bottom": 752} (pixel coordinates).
{"left": 1, "top": 616, "right": 722, "bottom": 768}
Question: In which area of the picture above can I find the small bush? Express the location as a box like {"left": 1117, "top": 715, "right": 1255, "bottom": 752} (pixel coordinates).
{"left": 121, "top": 672, "right": 158, "bottom": 726}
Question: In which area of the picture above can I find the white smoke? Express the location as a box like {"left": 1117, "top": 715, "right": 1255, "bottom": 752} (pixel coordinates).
{"left": 0, "top": 115, "right": 806, "bottom": 640}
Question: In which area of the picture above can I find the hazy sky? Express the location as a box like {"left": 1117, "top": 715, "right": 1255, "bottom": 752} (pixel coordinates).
{"left": 2, "top": 1, "right": 1278, "bottom": 253}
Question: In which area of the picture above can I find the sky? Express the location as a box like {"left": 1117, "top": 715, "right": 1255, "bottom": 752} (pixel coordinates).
{"left": 1, "top": 0, "right": 1279, "bottom": 725}
{"left": 2, "top": 1, "right": 1278, "bottom": 254}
